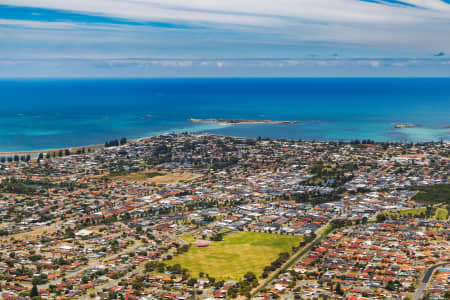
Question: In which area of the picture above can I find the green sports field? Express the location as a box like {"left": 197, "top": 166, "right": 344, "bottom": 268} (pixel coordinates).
{"left": 434, "top": 208, "right": 448, "bottom": 220}
{"left": 167, "top": 231, "right": 302, "bottom": 280}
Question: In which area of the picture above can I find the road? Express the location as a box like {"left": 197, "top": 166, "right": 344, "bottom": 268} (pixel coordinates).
{"left": 79, "top": 263, "right": 147, "bottom": 300}
{"left": 413, "top": 262, "right": 450, "bottom": 300}
{"left": 165, "top": 232, "right": 188, "bottom": 246}
{"left": 23, "top": 239, "right": 141, "bottom": 290}
{"left": 78, "top": 243, "right": 178, "bottom": 299}
{"left": 251, "top": 218, "right": 335, "bottom": 297}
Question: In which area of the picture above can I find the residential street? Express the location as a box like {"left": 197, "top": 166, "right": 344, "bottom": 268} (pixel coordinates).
{"left": 413, "top": 262, "right": 450, "bottom": 300}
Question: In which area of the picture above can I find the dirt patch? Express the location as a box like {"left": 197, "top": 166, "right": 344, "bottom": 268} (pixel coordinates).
{"left": 113, "top": 171, "right": 202, "bottom": 184}
{"left": 0, "top": 225, "right": 58, "bottom": 242}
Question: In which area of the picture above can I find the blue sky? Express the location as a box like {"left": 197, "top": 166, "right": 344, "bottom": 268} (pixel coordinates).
{"left": 0, "top": 0, "right": 450, "bottom": 77}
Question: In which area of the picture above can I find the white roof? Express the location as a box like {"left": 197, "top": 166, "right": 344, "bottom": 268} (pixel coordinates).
{"left": 75, "top": 229, "right": 93, "bottom": 236}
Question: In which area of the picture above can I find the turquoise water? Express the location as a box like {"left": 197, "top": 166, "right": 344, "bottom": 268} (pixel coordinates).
{"left": 0, "top": 78, "right": 449, "bottom": 152}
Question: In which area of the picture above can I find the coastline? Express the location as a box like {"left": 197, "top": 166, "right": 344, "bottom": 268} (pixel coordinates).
{"left": 0, "top": 144, "right": 104, "bottom": 158}
{"left": 0, "top": 124, "right": 449, "bottom": 156}
{"left": 1, "top": 127, "right": 450, "bottom": 156}
{"left": 0, "top": 120, "right": 299, "bottom": 155}
{"left": 0, "top": 133, "right": 229, "bottom": 157}
{"left": 0, "top": 134, "right": 217, "bottom": 157}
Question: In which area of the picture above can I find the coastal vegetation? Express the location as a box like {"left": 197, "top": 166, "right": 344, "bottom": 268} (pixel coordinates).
{"left": 167, "top": 231, "right": 302, "bottom": 280}
{"left": 0, "top": 154, "right": 30, "bottom": 163}
{"left": 1, "top": 145, "right": 102, "bottom": 165}
{"left": 349, "top": 139, "right": 377, "bottom": 145}
{"left": 104, "top": 137, "right": 127, "bottom": 148}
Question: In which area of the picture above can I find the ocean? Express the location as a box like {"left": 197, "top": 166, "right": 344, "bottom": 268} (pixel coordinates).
{"left": 0, "top": 78, "right": 449, "bottom": 152}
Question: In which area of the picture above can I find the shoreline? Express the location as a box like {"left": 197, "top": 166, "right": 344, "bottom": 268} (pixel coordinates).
{"left": 0, "top": 130, "right": 449, "bottom": 157}
{"left": 0, "top": 122, "right": 449, "bottom": 156}
{"left": 0, "top": 144, "right": 104, "bottom": 158}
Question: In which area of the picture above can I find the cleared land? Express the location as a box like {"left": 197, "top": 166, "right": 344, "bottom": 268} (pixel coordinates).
{"left": 0, "top": 225, "right": 58, "bottom": 242}
{"left": 112, "top": 170, "right": 201, "bottom": 184}
{"left": 168, "top": 231, "right": 302, "bottom": 280}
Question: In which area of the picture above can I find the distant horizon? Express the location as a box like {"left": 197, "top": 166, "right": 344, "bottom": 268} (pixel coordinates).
{"left": 2, "top": 76, "right": 450, "bottom": 79}
{"left": 1, "top": 57, "right": 449, "bottom": 78}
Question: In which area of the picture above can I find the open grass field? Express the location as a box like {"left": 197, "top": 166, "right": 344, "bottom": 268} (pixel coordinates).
{"left": 167, "top": 231, "right": 302, "bottom": 280}
{"left": 434, "top": 208, "right": 448, "bottom": 220}
{"left": 179, "top": 235, "right": 197, "bottom": 243}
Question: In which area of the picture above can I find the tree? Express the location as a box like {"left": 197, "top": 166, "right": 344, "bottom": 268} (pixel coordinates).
{"left": 210, "top": 233, "right": 223, "bottom": 241}
{"left": 335, "top": 282, "right": 344, "bottom": 296}
{"left": 243, "top": 272, "right": 257, "bottom": 283}
{"left": 187, "top": 278, "right": 197, "bottom": 287}
{"left": 30, "top": 284, "right": 39, "bottom": 297}
{"left": 385, "top": 279, "right": 401, "bottom": 291}
{"left": 376, "top": 214, "right": 387, "bottom": 222}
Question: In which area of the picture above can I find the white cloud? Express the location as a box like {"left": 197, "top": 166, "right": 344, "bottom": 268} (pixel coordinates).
{"left": 370, "top": 61, "right": 381, "bottom": 68}
{"left": 0, "top": 19, "right": 79, "bottom": 29}
{"left": 2, "top": 0, "right": 450, "bottom": 27}
{"left": 391, "top": 60, "right": 419, "bottom": 67}
{"left": 1, "top": 0, "right": 450, "bottom": 58}
{"left": 2, "top": 58, "right": 449, "bottom": 78}
{"left": 91, "top": 58, "right": 440, "bottom": 69}
{"left": 0, "top": 18, "right": 131, "bottom": 31}
{"left": 0, "top": 0, "right": 286, "bottom": 27}
{"left": 105, "top": 59, "right": 194, "bottom": 67}
{"left": 355, "top": 60, "right": 381, "bottom": 68}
